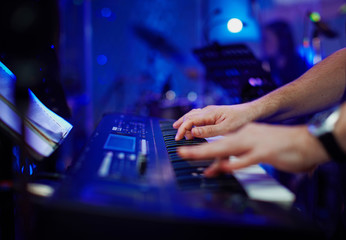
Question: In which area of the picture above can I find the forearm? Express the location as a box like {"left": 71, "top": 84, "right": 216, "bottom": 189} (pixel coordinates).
{"left": 250, "top": 48, "right": 346, "bottom": 122}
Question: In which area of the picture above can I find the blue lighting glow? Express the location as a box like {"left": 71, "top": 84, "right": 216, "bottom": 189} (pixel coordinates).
{"left": 227, "top": 18, "right": 243, "bottom": 33}
{"left": 21, "top": 164, "right": 33, "bottom": 175}
{"left": 248, "top": 77, "right": 263, "bottom": 87}
{"left": 97, "top": 54, "right": 108, "bottom": 65}
{"left": 51, "top": 45, "right": 55, "bottom": 49}
{"left": 101, "top": 8, "right": 112, "bottom": 18}
{"left": 73, "top": 0, "right": 84, "bottom": 6}
{"left": 12, "top": 146, "right": 20, "bottom": 162}
{"left": 208, "top": 0, "right": 260, "bottom": 43}
{"left": 0, "top": 61, "right": 16, "bottom": 80}
{"left": 298, "top": 46, "right": 315, "bottom": 67}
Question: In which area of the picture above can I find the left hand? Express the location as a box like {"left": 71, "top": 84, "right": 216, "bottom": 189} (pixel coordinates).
{"left": 177, "top": 123, "right": 330, "bottom": 177}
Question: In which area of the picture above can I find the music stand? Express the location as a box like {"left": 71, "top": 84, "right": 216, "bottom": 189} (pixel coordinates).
{"left": 193, "top": 43, "right": 276, "bottom": 103}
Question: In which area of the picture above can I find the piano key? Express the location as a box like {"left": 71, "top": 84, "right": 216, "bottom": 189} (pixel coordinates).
{"left": 169, "top": 157, "right": 186, "bottom": 163}
{"left": 161, "top": 129, "right": 178, "bottom": 135}
{"left": 174, "top": 168, "right": 205, "bottom": 177}
{"left": 176, "top": 175, "right": 202, "bottom": 186}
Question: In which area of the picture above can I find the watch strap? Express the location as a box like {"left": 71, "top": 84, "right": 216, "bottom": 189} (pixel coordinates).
{"left": 319, "top": 132, "right": 346, "bottom": 163}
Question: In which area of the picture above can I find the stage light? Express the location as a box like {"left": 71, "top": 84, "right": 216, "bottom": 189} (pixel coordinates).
{"left": 101, "top": 7, "right": 112, "bottom": 18}
{"left": 165, "top": 90, "right": 176, "bottom": 100}
{"left": 21, "top": 164, "right": 33, "bottom": 175}
{"left": 187, "top": 91, "right": 197, "bottom": 102}
{"left": 0, "top": 61, "right": 16, "bottom": 79}
{"left": 97, "top": 54, "right": 108, "bottom": 65}
{"left": 227, "top": 18, "right": 243, "bottom": 33}
{"left": 309, "top": 12, "right": 321, "bottom": 22}
{"left": 248, "top": 77, "right": 263, "bottom": 87}
{"left": 340, "top": 4, "right": 346, "bottom": 14}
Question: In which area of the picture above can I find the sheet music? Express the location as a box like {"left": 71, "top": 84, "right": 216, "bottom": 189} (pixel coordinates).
{"left": 0, "top": 61, "right": 72, "bottom": 159}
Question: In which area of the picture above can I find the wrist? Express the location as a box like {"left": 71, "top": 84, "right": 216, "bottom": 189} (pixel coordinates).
{"left": 300, "top": 126, "right": 330, "bottom": 166}
{"left": 334, "top": 103, "right": 346, "bottom": 153}
{"left": 308, "top": 105, "right": 346, "bottom": 162}
{"left": 248, "top": 95, "right": 281, "bottom": 122}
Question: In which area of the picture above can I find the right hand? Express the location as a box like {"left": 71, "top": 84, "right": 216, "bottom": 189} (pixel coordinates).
{"left": 173, "top": 103, "right": 257, "bottom": 140}
{"left": 177, "top": 123, "right": 330, "bottom": 175}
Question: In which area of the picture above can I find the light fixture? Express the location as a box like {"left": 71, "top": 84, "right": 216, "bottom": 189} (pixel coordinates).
{"left": 309, "top": 12, "right": 321, "bottom": 22}
{"left": 227, "top": 18, "right": 244, "bottom": 33}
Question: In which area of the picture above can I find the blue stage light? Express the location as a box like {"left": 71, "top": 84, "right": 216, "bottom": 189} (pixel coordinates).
{"left": 21, "top": 164, "right": 33, "bottom": 175}
{"left": 101, "top": 7, "right": 112, "bottom": 18}
{"left": 248, "top": 77, "right": 263, "bottom": 87}
{"left": 97, "top": 54, "right": 108, "bottom": 65}
{"left": 227, "top": 18, "right": 243, "bottom": 33}
{"left": 0, "top": 61, "right": 16, "bottom": 80}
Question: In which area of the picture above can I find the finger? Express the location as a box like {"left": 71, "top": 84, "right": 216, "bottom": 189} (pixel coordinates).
{"left": 204, "top": 155, "right": 258, "bottom": 177}
{"left": 173, "top": 115, "right": 185, "bottom": 129}
{"left": 175, "top": 123, "right": 193, "bottom": 140}
{"left": 203, "top": 158, "right": 228, "bottom": 177}
{"left": 173, "top": 108, "right": 201, "bottom": 129}
{"left": 177, "top": 136, "right": 247, "bottom": 160}
{"left": 191, "top": 124, "right": 225, "bottom": 138}
{"left": 175, "top": 114, "right": 215, "bottom": 140}
{"left": 226, "top": 154, "right": 259, "bottom": 170}
{"left": 203, "top": 160, "right": 221, "bottom": 177}
{"left": 185, "top": 130, "right": 194, "bottom": 140}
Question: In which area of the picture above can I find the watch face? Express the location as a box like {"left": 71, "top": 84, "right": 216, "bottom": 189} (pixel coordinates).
{"left": 312, "top": 110, "right": 333, "bottom": 127}
{"left": 308, "top": 105, "right": 346, "bottom": 163}
{"left": 309, "top": 106, "right": 340, "bottom": 136}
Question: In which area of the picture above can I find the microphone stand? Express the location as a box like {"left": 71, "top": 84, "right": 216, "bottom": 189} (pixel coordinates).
{"left": 10, "top": 55, "right": 40, "bottom": 240}
{"left": 0, "top": 60, "right": 33, "bottom": 240}
{"left": 14, "top": 74, "right": 32, "bottom": 240}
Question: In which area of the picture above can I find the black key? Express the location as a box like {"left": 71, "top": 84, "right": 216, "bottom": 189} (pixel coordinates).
{"left": 161, "top": 129, "right": 178, "bottom": 135}
{"left": 169, "top": 157, "right": 186, "bottom": 163}
{"left": 163, "top": 135, "right": 177, "bottom": 141}
{"left": 164, "top": 139, "right": 186, "bottom": 144}
{"left": 202, "top": 175, "right": 247, "bottom": 194}
{"left": 186, "top": 160, "right": 212, "bottom": 168}
{"left": 166, "top": 149, "right": 177, "bottom": 154}
{"left": 176, "top": 174, "right": 202, "bottom": 183}
{"left": 174, "top": 167, "right": 205, "bottom": 177}
{"left": 168, "top": 153, "right": 183, "bottom": 161}
{"left": 171, "top": 161, "right": 195, "bottom": 170}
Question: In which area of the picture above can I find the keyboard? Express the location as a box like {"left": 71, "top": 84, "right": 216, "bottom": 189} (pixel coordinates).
{"left": 160, "top": 120, "right": 247, "bottom": 194}
{"left": 35, "top": 113, "right": 322, "bottom": 240}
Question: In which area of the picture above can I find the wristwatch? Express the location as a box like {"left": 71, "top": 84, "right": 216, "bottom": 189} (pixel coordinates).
{"left": 308, "top": 106, "right": 346, "bottom": 163}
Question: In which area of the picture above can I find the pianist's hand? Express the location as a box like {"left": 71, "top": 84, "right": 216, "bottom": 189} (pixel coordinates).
{"left": 177, "top": 122, "right": 330, "bottom": 175}
{"left": 173, "top": 103, "right": 257, "bottom": 140}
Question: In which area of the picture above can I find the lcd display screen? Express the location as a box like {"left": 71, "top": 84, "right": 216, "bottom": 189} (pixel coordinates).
{"left": 104, "top": 134, "right": 136, "bottom": 152}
